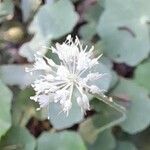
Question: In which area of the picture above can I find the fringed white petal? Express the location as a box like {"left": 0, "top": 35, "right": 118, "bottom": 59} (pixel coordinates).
{"left": 27, "top": 35, "right": 104, "bottom": 116}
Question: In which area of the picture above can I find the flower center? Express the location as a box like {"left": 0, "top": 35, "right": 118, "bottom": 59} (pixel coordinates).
{"left": 68, "top": 74, "right": 77, "bottom": 83}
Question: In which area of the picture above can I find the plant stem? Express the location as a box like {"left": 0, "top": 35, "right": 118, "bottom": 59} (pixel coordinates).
{"left": 94, "top": 92, "right": 126, "bottom": 131}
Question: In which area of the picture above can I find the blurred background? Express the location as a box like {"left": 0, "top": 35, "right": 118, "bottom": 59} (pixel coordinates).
{"left": 0, "top": 0, "right": 150, "bottom": 150}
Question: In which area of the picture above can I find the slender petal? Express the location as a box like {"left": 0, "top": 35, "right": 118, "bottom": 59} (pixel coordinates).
{"left": 27, "top": 35, "right": 104, "bottom": 116}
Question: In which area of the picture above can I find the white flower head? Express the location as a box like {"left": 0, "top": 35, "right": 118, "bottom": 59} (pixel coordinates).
{"left": 27, "top": 35, "right": 104, "bottom": 116}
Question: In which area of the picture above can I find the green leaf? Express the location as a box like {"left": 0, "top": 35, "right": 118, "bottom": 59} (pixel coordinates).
{"left": 19, "top": 35, "right": 48, "bottom": 62}
{"left": 111, "top": 78, "right": 150, "bottom": 134}
{"left": 88, "top": 129, "right": 116, "bottom": 150}
{"left": 130, "top": 127, "right": 150, "bottom": 150}
{"left": 134, "top": 61, "right": 150, "bottom": 91}
{"left": 79, "top": 2, "right": 103, "bottom": 40}
{"left": 88, "top": 62, "right": 112, "bottom": 92}
{"left": 12, "top": 88, "right": 38, "bottom": 127}
{"left": 48, "top": 98, "right": 84, "bottom": 129}
{"left": 0, "top": 65, "right": 37, "bottom": 88}
{"left": 37, "top": 131, "right": 87, "bottom": 150}
{"left": 109, "top": 71, "right": 119, "bottom": 90}
{"left": 19, "top": 0, "right": 78, "bottom": 61}
{"left": 80, "top": 22, "right": 97, "bottom": 40}
{"left": 97, "top": 0, "right": 150, "bottom": 66}
{"left": 0, "top": 126, "right": 36, "bottom": 150}
{"left": 79, "top": 99, "right": 126, "bottom": 143}
{"left": 21, "top": 0, "right": 42, "bottom": 22}
{"left": 115, "top": 141, "right": 137, "bottom": 150}
{"left": 29, "top": 0, "right": 78, "bottom": 39}
{"left": 84, "top": 3, "right": 103, "bottom": 23}
{"left": 71, "top": 0, "right": 80, "bottom": 3}
{"left": 0, "top": 0, "right": 14, "bottom": 23}
{"left": 99, "top": 56, "right": 113, "bottom": 69}
{"left": 94, "top": 43, "right": 118, "bottom": 90}
{"left": 0, "top": 80, "right": 12, "bottom": 138}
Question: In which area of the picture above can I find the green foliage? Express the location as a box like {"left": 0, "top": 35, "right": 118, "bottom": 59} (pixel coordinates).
{"left": 0, "top": 0, "right": 14, "bottom": 23}
{"left": 0, "top": 65, "right": 36, "bottom": 88}
{"left": 97, "top": 0, "right": 150, "bottom": 66}
{"left": 21, "top": 0, "right": 41, "bottom": 22}
{"left": 111, "top": 78, "right": 150, "bottom": 134}
{"left": 19, "top": 0, "right": 78, "bottom": 61}
{"left": 80, "top": 3, "right": 103, "bottom": 40}
{"left": 29, "top": 0, "right": 78, "bottom": 39}
{"left": 115, "top": 141, "right": 137, "bottom": 150}
{"left": 48, "top": 99, "right": 84, "bottom": 129}
{"left": 134, "top": 61, "right": 150, "bottom": 91}
{"left": 0, "top": 80, "right": 12, "bottom": 139}
{"left": 79, "top": 99, "right": 125, "bottom": 143}
{"left": 0, "top": 126, "right": 36, "bottom": 150}
{"left": 90, "top": 63, "right": 112, "bottom": 92}
{"left": 0, "top": 0, "right": 150, "bottom": 149}
{"left": 88, "top": 129, "right": 116, "bottom": 150}
{"left": 12, "top": 88, "right": 38, "bottom": 127}
{"left": 37, "top": 131, "right": 86, "bottom": 150}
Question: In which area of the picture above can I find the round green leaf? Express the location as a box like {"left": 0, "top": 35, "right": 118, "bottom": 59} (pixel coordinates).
{"left": 19, "top": 34, "right": 49, "bottom": 62}
{"left": 116, "top": 141, "right": 137, "bottom": 150}
{"left": 80, "top": 22, "right": 97, "bottom": 40}
{"left": 79, "top": 2, "right": 103, "bottom": 40}
{"left": 37, "top": 131, "right": 87, "bottom": 150}
{"left": 112, "top": 78, "right": 150, "bottom": 133}
{"left": 134, "top": 61, "right": 150, "bottom": 91}
{"left": 84, "top": 3, "right": 104, "bottom": 23}
{"left": 97, "top": 0, "right": 150, "bottom": 66}
{"left": 0, "top": 65, "right": 37, "bottom": 88}
{"left": 48, "top": 98, "right": 84, "bottom": 129}
{"left": 86, "top": 62, "right": 112, "bottom": 92}
{"left": 19, "top": 0, "right": 78, "bottom": 62}
{"left": 88, "top": 129, "right": 116, "bottom": 150}
{"left": 0, "top": 126, "right": 36, "bottom": 150}
{"left": 0, "top": 80, "right": 12, "bottom": 138}
{"left": 29, "top": 0, "right": 78, "bottom": 39}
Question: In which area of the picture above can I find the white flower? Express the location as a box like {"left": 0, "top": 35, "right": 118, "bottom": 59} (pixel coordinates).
{"left": 27, "top": 35, "right": 104, "bottom": 116}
